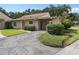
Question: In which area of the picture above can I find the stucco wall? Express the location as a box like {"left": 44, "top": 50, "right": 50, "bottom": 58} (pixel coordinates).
{"left": 12, "top": 20, "right": 39, "bottom": 30}
{"left": 24, "top": 20, "right": 34, "bottom": 26}
{"left": 33, "top": 20, "right": 39, "bottom": 30}
{"left": 24, "top": 20, "right": 39, "bottom": 30}
{"left": 50, "top": 18, "right": 61, "bottom": 24}
{"left": 0, "top": 21, "right": 5, "bottom": 29}
{"left": 12, "top": 21, "right": 22, "bottom": 29}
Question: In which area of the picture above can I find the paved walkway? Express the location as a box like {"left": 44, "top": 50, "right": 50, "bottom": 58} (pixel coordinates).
{"left": 56, "top": 40, "right": 79, "bottom": 55}
{"left": 0, "top": 31, "right": 62, "bottom": 55}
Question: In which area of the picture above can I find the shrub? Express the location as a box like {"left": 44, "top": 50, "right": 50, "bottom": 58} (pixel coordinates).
{"left": 23, "top": 26, "right": 35, "bottom": 31}
{"left": 46, "top": 24, "right": 65, "bottom": 35}
{"left": 62, "top": 19, "right": 74, "bottom": 29}
{"left": 5, "top": 21, "right": 13, "bottom": 29}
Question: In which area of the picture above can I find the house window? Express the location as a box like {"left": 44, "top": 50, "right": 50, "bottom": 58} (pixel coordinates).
{"left": 29, "top": 21, "right": 33, "bottom": 24}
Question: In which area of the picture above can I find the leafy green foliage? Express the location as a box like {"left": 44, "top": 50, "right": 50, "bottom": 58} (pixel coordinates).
{"left": 39, "top": 26, "right": 79, "bottom": 47}
{"left": 62, "top": 19, "right": 74, "bottom": 29}
{"left": 46, "top": 24, "right": 65, "bottom": 35}
{"left": 0, "top": 7, "right": 8, "bottom": 15}
{"left": 5, "top": 21, "right": 13, "bottom": 29}
{"left": 69, "top": 13, "right": 79, "bottom": 21}
{"left": 43, "top": 4, "right": 71, "bottom": 16}
{"left": 0, "top": 4, "right": 71, "bottom": 19}
{"left": 23, "top": 26, "right": 35, "bottom": 31}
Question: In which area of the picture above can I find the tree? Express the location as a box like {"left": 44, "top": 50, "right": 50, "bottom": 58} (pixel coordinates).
{"left": 8, "top": 12, "right": 15, "bottom": 18}
{"left": 60, "top": 4, "right": 71, "bottom": 13}
{"left": 69, "top": 13, "right": 79, "bottom": 21}
{"left": 31, "top": 9, "right": 42, "bottom": 14}
{"left": 62, "top": 19, "right": 74, "bottom": 29}
{"left": 0, "top": 5, "right": 72, "bottom": 19}
{"left": 0, "top": 7, "right": 8, "bottom": 15}
{"left": 42, "top": 4, "right": 71, "bottom": 17}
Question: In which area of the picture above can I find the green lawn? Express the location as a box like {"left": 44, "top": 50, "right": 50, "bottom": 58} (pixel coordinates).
{"left": 64, "top": 26, "right": 79, "bottom": 46}
{"left": 39, "top": 26, "right": 79, "bottom": 47}
{"left": 70, "top": 26, "right": 79, "bottom": 31}
{"left": 0, "top": 29, "right": 26, "bottom": 37}
{"left": 39, "top": 32, "right": 69, "bottom": 47}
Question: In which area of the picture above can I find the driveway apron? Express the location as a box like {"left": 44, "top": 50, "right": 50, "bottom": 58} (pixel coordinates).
{"left": 0, "top": 31, "right": 62, "bottom": 55}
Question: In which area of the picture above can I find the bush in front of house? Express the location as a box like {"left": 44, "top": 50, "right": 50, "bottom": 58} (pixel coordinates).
{"left": 5, "top": 21, "right": 13, "bottom": 29}
{"left": 62, "top": 19, "right": 74, "bottom": 29}
{"left": 23, "top": 26, "right": 35, "bottom": 31}
{"left": 46, "top": 24, "right": 65, "bottom": 35}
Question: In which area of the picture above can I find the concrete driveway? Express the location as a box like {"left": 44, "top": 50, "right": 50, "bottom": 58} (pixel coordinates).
{"left": 0, "top": 31, "right": 62, "bottom": 55}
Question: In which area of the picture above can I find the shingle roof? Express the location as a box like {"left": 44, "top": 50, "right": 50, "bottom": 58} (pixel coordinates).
{"left": 0, "top": 12, "right": 12, "bottom": 21}
{"left": 14, "top": 12, "right": 51, "bottom": 21}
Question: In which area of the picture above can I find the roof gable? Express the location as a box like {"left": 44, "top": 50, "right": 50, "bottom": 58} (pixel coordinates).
{"left": 15, "top": 12, "right": 51, "bottom": 20}
{"left": 0, "top": 12, "right": 12, "bottom": 21}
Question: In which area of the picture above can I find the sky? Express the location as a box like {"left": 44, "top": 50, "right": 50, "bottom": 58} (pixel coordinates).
{"left": 0, "top": 4, "right": 79, "bottom": 13}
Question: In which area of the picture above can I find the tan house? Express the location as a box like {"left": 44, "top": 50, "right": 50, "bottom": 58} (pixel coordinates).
{"left": 0, "top": 12, "right": 12, "bottom": 29}
{"left": 0, "top": 12, "right": 62, "bottom": 30}
{"left": 12, "top": 12, "right": 52, "bottom": 30}
{"left": 49, "top": 16, "right": 62, "bottom": 24}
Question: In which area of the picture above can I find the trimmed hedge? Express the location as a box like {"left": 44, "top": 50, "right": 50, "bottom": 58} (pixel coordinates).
{"left": 46, "top": 24, "right": 65, "bottom": 35}
{"left": 23, "top": 26, "right": 35, "bottom": 31}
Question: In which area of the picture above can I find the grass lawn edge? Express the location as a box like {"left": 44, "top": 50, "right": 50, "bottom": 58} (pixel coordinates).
{"left": 0, "top": 29, "right": 26, "bottom": 37}
{"left": 39, "top": 26, "right": 79, "bottom": 47}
